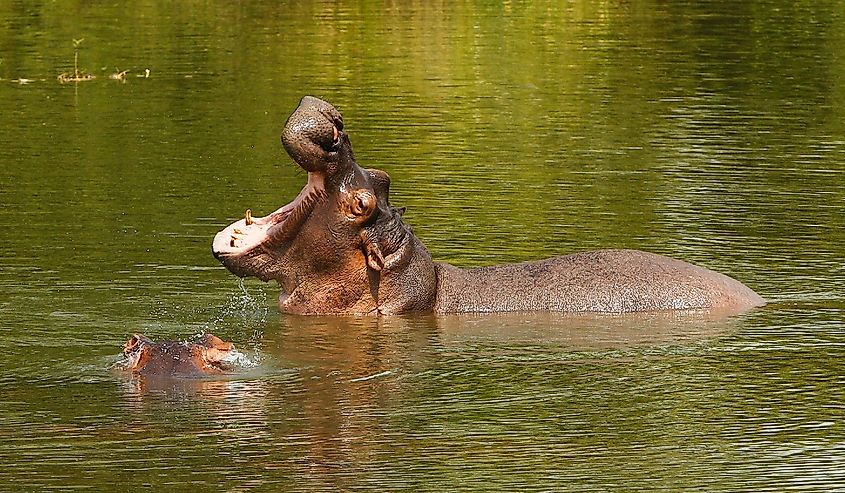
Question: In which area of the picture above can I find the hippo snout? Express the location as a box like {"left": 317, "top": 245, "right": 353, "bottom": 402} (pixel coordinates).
{"left": 281, "top": 96, "right": 347, "bottom": 173}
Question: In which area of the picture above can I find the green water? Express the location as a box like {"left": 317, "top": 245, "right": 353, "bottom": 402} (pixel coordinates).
{"left": 1, "top": 1, "right": 844, "bottom": 491}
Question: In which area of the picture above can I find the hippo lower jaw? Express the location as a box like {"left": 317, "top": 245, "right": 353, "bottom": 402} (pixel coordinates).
{"left": 212, "top": 173, "right": 327, "bottom": 281}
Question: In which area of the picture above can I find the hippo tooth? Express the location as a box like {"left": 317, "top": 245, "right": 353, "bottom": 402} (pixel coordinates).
{"left": 245, "top": 209, "right": 253, "bottom": 226}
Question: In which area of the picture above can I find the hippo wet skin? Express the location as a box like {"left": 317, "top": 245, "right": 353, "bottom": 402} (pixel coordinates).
{"left": 119, "top": 333, "right": 235, "bottom": 377}
{"left": 212, "top": 96, "right": 764, "bottom": 315}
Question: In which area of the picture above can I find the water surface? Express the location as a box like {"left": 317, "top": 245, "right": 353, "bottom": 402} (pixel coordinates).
{"left": 1, "top": 1, "right": 843, "bottom": 491}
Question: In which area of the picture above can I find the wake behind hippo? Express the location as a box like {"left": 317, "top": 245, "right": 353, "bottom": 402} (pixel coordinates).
{"left": 212, "top": 96, "right": 764, "bottom": 315}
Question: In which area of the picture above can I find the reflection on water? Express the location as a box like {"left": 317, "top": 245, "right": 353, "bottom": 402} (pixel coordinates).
{"left": 1, "top": 0, "right": 844, "bottom": 491}
{"left": 2, "top": 305, "right": 845, "bottom": 491}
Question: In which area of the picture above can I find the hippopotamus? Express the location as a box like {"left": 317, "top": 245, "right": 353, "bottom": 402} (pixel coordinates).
{"left": 118, "top": 333, "right": 236, "bottom": 377}
{"left": 212, "top": 96, "right": 765, "bottom": 315}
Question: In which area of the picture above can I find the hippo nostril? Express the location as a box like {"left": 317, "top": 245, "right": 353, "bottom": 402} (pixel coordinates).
{"left": 315, "top": 124, "right": 341, "bottom": 153}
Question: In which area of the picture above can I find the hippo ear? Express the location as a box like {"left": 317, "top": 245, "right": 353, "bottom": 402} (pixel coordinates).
{"left": 123, "top": 335, "right": 142, "bottom": 355}
{"left": 359, "top": 228, "right": 384, "bottom": 272}
{"left": 360, "top": 231, "right": 385, "bottom": 271}
{"left": 366, "top": 168, "right": 392, "bottom": 203}
{"left": 123, "top": 333, "right": 152, "bottom": 356}
{"left": 198, "top": 333, "right": 233, "bottom": 351}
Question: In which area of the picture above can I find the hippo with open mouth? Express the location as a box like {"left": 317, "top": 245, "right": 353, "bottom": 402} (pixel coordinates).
{"left": 212, "top": 96, "right": 764, "bottom": 315}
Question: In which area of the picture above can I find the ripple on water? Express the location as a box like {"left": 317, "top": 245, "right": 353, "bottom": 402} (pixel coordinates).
{"left": 1, "top": 0, "right": 844, "bottom": 490}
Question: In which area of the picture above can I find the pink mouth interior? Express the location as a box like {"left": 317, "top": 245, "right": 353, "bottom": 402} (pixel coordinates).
{"left": 212, "top": 173, "right": 325, "bottom": 256}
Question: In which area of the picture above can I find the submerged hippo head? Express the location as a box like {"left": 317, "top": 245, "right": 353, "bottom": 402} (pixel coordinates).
{"left": 213, "top": 96, "right": 434, "bottom": 314}
{"left": 120, "top": 333, "right": 235, "bottom": 377}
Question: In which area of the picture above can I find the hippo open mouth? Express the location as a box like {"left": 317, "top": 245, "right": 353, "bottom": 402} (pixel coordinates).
{"left": 212, "top": 96, "right": 354, "bottom": 281}
{"left": 211, "top": 96, "right": 402, "bottom": 313}
{"left": 212, "top": 173, "right": 328, "bottom": 280}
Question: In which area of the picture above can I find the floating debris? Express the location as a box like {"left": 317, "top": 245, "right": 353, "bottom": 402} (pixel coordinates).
{"left": 109, "top": 69, "right": 128, "bottom": 81}
{"left": 57, "top": 72, "right": 95, "bottom": 83}
{"left": 57, "top": 38, "right": 95, "bottom": 84}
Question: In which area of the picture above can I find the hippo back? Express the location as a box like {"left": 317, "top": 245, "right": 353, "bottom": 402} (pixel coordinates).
{"left": 433, "top": 249, "right": 764, "bottom": 313}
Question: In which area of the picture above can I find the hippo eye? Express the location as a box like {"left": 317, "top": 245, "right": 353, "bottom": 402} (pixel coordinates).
{"left": 346, "top": 189, "right": 376, "bottom": 220}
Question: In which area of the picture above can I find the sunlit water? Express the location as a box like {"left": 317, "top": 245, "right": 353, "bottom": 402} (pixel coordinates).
{"left": 1, "top": 1, "right": 844, "bottom": 491}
